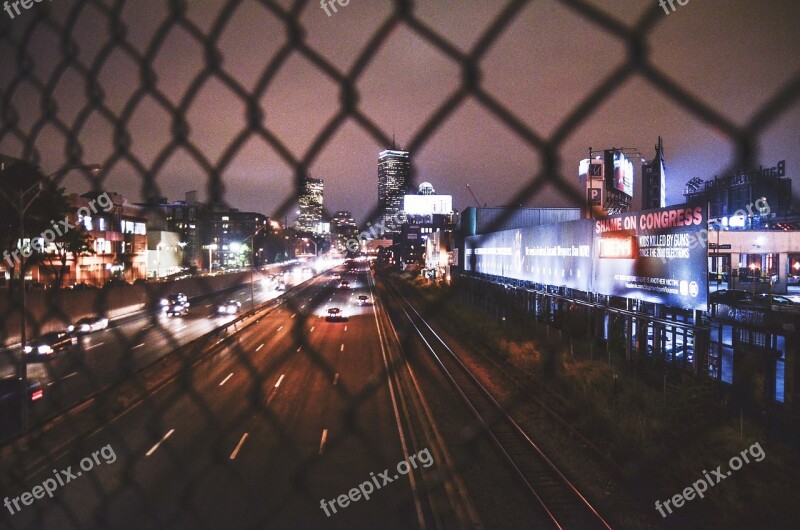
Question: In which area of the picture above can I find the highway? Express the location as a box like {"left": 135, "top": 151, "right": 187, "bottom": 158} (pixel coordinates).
{"left": 7, "top": 265, "right": 307, "bottom": 425}
{"left": 1, "top": 262, "right": 448, "bottom": 529}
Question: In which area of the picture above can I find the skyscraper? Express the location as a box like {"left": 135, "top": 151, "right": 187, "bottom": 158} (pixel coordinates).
{"left": 642, "top": 136, "right": 666, "bottom": 210}
{"left": 297, "top": 177, "right": 324, "bottom": 234}
{"left": 378, "top": 149, "right": 410, "bottom": 233}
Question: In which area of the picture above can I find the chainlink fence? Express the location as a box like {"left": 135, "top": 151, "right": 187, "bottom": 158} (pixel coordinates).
{"left": 0, "top": 0, "right": 798, "bottom": 528}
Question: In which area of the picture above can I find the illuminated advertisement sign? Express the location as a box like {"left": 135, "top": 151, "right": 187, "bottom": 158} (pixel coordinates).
{"left": 465, "top": 204, "right": 708, "bottom": 310}
{"left": 604, "top": 150, "right": 634, "bottom": 197}
{"left": 594, "top": 204, "right": 708, "bottom": 310}
{"left": 465, "top": 220, "right": 594, "bottom": 292}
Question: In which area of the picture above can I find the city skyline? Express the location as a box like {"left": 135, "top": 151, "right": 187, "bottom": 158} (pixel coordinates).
{"left": 0, "top": 1, "right": 797, "bottom": 225}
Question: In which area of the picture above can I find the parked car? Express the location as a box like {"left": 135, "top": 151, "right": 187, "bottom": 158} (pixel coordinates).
{"left": 216, "top": 300, "right": 242, "bottom": 315}
{"left": 70, "top": 282, "right": 97, "bottom": 290}
{"left": 787, "top": 275, "right": 800, "bottom": 286}
{"left": 709, "top": 289, "right": 752, "bottom": 305}
{"left": 752, "top": 294, "right": 800, "bottom": 313}
{"left": 24, "top": 331, "right": 77, "bottom": 360}
{"left": 326, "top": 307, "right": 347, "bottom": 322}
{"left": 68, "top": 316, "right": 109, "bottom": 335}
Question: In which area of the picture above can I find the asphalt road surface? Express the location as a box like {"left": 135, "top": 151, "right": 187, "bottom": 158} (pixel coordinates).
{"left": 1, "top": 263, "right": 437, "bottom": 529}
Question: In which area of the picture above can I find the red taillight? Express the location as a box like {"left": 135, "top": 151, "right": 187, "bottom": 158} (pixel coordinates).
{"left": 31, "top": 390, "right": 43, "bottom": 402}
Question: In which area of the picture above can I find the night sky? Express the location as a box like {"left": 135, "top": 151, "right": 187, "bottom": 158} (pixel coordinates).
{"left": 1, "top": 0, "right": 798, "bottom": 224}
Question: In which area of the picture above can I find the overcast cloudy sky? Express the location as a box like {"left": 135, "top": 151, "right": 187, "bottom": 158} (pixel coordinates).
{"left": 1, "top": 0, "right": 798, "bottom": 224}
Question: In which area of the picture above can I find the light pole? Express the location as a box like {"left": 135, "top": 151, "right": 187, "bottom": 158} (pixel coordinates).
{"left": 302, "top": 237, "right": 318, "bottom": 257}
{"left": 0, "top": 160, "right": 101, "bottom": 433}
{"left": 246, "top": 223, "right": 268, "bottom": 310}
{"left": 205, "top": 243, "right": 217, "bottom": 273}
{"left": 156, "top": 242, "right": 163, "bottom": 278}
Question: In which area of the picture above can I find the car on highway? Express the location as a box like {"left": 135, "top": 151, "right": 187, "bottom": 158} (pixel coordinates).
{"left": 68, "top": 315, "right": 109, "bottom": 335}
{"left": 326, "top": 307, "right": 347, "bottom": 322}
{"left": 276, "top": 281, "right": 286, "bottom": 291}
{"left": 160, "top": 293, "right": 188, "bottom": 306}
{"left": 357, "top": 295, "right": 369, "bottom": 305}
{"left": 0, "top": 378, "right": 44, "bottom": 436}
{"left": 24, "top": 331, "right": 77, "bottom": 360}
{"left": 339, "top": 280, "right": 350, "bottom": 289}
{"left": 216, "top": 300, "right": 242, "bottom": 315}
{"left": 161, "top": 293, "right": 190, "bottom": 316}
{"left": 708, "top": 289, "right": 752, "bottom": 305}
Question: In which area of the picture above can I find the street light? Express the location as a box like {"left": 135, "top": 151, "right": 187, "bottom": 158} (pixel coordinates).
{"left": 0, "top": 160, "right": 101, "bottom": 434}
{"left": 302, "top": 237, "right": 318, "bottom": 257}
{"left": 205, "top": 243, "right": 218, "bottom": 273}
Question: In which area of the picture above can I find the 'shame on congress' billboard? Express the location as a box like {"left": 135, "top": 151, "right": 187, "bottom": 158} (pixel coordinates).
{"left": 465, "top": 204, "right": 708, "bottom": 310}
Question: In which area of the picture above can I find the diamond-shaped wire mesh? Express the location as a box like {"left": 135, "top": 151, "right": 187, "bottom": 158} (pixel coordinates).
{"left": 0, "top": 0, "right": 798, "bottom": 528}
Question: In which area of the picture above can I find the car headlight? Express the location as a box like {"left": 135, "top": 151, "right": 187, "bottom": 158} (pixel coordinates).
{"left": 24, "top": 345, "right": 32, "bottom": 354}
{"left": 160, "top": 298, "right": 169, "bottom": 306}
{"left": 68, "top": 325, "right": 75, "bottom": 332}
{"left": 38, "top": 345, "right": 53, "bottom": 355}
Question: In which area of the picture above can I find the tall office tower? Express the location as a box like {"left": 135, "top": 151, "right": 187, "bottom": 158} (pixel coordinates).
{"left": 642, "top": 136, "right": 666, "bottom": 210}
{"left": 297, "top": 177, "right": 324, "bottom": 234}
{"left": 378, "top": 149, "right": 410, "bottom": 233}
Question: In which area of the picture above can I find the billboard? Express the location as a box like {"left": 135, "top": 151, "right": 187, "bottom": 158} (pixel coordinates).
{"left": 465, "top": 204, "right": 708, "bottom": 310}
{"left": 604, "top": 150, "right": 634, "bottom": 197}
{"left": 465, "top": 219, "right": 594, "bottom": 292}
{"left": 403, "top": 195, "right": 453, "bottom": 216}
{"left": 593, "top": 204, "right": 708, "bottom": 310}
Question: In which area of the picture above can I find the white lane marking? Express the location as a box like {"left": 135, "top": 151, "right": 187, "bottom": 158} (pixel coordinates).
{"left": 230, "top": 433, "right": 249, "bottom": 460}
{"left": 310, "top": 326, "right": 315, "bottom": 333}
{"left": 344, "top": 325, "right": 347, "bottom": 332}
{"left": 274, "top": 374, "right": 285, "bottom": 388}
{"left": 340, "top": 344, "right": 344, "bottom": 352}
{"left": 84, "top": 341, "right": 106, "bottom": 351}
{"left": 333, "top": 373, "right": 339, "bottom": 385}
{"left": 300, "top": 304, "right": 305, "bottom": 309}
{"left": 256, "top": 343, "right": 264, "bottom": 352}
{"left": 219, "top": 373, "right": 233, "bottom": 386}
{"left": 277, "top": 325, "right": 284, "bottom": 331}
{"left": 176, "top": 325, "right": 187, "bottom": 331}
{"left": 47, "top": 371, "right": 79, "bottom": 386}
{"left": 319, "top": 429, "right": 328, "bottom": 455}
{"left": 133, "top": 343, "right": 145, "bottom": 349}
{"left": 146, "top": 429, "right": 175, "bottom": 456}
{"left": 291, "top": 313, "right": 296, "bottom": 319}
{"left": 296, "top": 346, "right": 301, "bottom": 352}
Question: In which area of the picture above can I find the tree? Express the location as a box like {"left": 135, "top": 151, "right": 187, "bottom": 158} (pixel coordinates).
{"left": 0, "top": 157, "right": 69, "bottom": 294}
{"left": 32, "top": 226, "right": 94, "bottom": 289}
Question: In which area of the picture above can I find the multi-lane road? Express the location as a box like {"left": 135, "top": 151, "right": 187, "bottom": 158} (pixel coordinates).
{"left": 1, "top": 260, "right": 633, "bottom": 529}
{"left": 1, "top": 262, "right": 459, "bottom": 529}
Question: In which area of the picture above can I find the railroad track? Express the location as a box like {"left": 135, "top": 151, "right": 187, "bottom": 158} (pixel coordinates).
{"left": 384, "top": 282, "right": 613, "bottom": 530}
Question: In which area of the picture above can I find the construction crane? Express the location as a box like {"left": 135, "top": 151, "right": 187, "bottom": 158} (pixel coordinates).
{"left": 466, "top": 184, "right": 483, "bottom": 208}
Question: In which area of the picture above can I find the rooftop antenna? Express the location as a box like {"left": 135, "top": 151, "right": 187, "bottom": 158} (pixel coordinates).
{"left": 466, "top": 184, "right": 483, "bottom": 208}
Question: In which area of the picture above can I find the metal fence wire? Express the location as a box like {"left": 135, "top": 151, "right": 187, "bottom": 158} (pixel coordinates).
{"left": 0, "top": 0, "right": 799, "bottom": 528}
